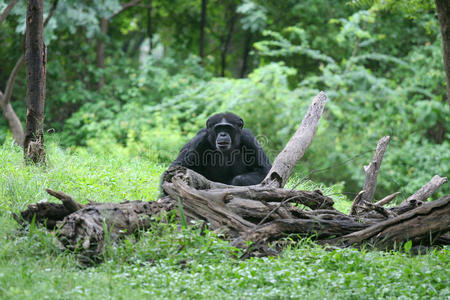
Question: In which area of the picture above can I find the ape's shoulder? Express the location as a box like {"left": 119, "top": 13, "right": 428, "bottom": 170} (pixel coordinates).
{"left": 242, "top": 128, "right": 256, "bottom": 137}
{"left": 196, "top": 128, "right": 208, "bottom": 136}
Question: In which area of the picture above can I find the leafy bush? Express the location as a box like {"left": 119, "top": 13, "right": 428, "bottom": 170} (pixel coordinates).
{"left": 251, "top": 9, "right": 449, "bottom": 198}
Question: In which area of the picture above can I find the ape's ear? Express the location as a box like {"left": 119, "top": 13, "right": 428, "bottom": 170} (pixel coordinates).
{"left": 206, "top": 119, "right": 212, "bottom": 128}
{"left": 238, "top": 118, "right": 244, "bottom": 129}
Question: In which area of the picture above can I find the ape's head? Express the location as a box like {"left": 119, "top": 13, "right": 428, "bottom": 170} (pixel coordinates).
{"left": 206, "top": 112, "right": 244, "bottom": 152}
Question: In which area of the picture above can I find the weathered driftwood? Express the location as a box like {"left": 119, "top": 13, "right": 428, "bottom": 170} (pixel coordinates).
{"left": 361, "top": 136, "right": 390, "bottom": 203}
{"left": 15, "top": 91, "right": 450, "bottom": 260}
{"left": 374, "top": 192, "right": 400, "bottom": 206}
{"left": 405, "top": 175, "right": 448, "bottom": 202}
{"left": 330, "top": 195, "right": 450, "bottom": 248}
{"left": 261, "top": 91, "right": 327, "bottom": 188}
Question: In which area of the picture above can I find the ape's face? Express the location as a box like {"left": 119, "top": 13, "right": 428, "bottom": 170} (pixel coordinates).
{"left": 206, "top": 113, "right": 244, "bottom": 152}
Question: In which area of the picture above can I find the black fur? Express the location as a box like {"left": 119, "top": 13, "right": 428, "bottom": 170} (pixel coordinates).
{"left": 168, "top": 112, "right": 271, "bottom": 186}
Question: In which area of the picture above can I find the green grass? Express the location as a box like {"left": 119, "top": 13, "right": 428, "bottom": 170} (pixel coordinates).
{"left": 0, "top": 139, "right": 449, "bottom": 299}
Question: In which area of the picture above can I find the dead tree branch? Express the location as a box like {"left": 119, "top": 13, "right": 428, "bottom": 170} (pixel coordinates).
{"left": 262, "top": 91, "right": 327, "bottom": 188}
{"left": 361, "top": 136, "right": 390, "bottom": 203}
{"left": 405, "top": 175, "right": 448, "bottom": 202}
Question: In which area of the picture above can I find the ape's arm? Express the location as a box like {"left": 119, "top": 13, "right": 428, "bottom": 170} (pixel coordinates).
{"left": 231, "top": 129, "right": 271, "bottom": 186}
{"left": 170, "top": 129, "right": 208, "bottom": 168}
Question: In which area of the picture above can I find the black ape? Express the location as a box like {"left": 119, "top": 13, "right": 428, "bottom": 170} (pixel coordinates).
{"left": 169, "top": 112, "right": 271, "bottom": 186}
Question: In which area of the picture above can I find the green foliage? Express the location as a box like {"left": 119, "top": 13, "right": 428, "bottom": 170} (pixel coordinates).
{"left": 237, "top": 0, "right": 267, "bottom": 33}
{"left": 351, "top": 0, "right": 435, "bottom": 17}
{"left": 252, "top": 9, "right": 449, "bottom": 198}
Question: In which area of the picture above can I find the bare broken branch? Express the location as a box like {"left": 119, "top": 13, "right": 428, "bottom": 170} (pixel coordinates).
{"left": 46, "top": 188, "right": 84, "bottom": 213}
{"left": 374, "top": 192, "right": 400, "bottom": 206}
{"left": 405, "top": 175, "right": 448, "bottom": 202}
{"left": 361, "top": 136, "right": 390, "bottom": 203}
{"left": 262, "top": 91, "right": 327, "bottom": 188}
{"left": 350, "top": 190, "right": 365, "bottom": 216}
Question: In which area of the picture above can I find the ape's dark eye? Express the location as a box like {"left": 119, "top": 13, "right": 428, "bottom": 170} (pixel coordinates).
{"left": 214, "top": 125, "right": 233, "bottom": 134}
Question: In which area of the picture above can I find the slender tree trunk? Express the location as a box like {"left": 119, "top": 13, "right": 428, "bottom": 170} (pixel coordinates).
{"left": 240, "top": 31, "right": 252, "bottom": 78}
{"left": 199, "top": 0, "right": 207, "bottom": 64}
{"left": 147, "top": 0, "right": 154, "bottom": 49}
{"left": 24, "top": 0, "right": 46, "bottom": 164}
{"left": 220, "top": 10, "right": 237, "bottom": 77}
{"left": 0, "top": 0, "right": 57, "bottom": 147}
{"left": 0, "top": 55, "right": 25, "bottom": 146}
{"left": 96, "top": 17, "right": 109, "bottom": 90}
{"left": 436, "top": 0, "right": 450, "bottom": 103}
{"left": 0, "top": 97, "right": 24, "bottom": 146}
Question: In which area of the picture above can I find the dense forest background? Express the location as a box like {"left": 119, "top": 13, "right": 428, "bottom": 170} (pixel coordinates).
{"left": 1, "top": 0, "right": 448, "bottom": 199}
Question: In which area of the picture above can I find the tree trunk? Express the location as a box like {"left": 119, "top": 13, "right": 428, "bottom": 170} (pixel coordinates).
{"left": 1, "top": 100, "right": 24, "bottom": 146}
{"left": 96, "top": 17, "right": 109, "bottom": 90}
{"left": 436, "top": 0, "right": 450, "bottom": 103}
{"left": 240, "top": 31, "right": 252, "bottom": 78}
{"left": 220, "top": 8, "right": 237, "bottom": 77}
{"left": 0, "top": 54, "right": 25, "bottom": 146}
{"left": 24, "top": 0, "right": 46, "bottom": 164}
{"left": 0, "top": 0, "right": 57, "bottom": 147}
{"left": 199, "top": 0, "right": 207, "bottom": 63}
{"left": 147, "top": 0, "right": 154, "bottom": 49}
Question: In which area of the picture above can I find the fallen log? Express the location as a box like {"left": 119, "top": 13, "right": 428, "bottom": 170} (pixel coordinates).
{"left": 330, "top": 195, "right": 450, "bottom": 248}
{"left": 14, "top": 91, "right": 450, "bottom": 260}
{"left": 57, "top": 199, "right": 175, "bottom": 257}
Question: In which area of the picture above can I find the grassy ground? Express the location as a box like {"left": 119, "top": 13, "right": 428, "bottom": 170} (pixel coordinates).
{"left": 0, "top": 140, "right": 448, "bottom": 299}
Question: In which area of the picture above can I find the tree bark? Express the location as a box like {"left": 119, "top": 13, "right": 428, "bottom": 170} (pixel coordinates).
{"left": 24, "top": 0, "right": 46, "bottom": 164}
{"left": 436, "top": 0, "right": 450, "bottom": 103}
{"left": 15, "top": 189, "right": 175, "bottom": 262}
{"left": 199, "top": 0, "right": 207, "bottom": 63}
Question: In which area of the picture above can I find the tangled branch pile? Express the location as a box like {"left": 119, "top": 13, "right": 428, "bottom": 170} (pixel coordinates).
{"left": 15, "top": 92, "right": 449, "bottom": 260}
